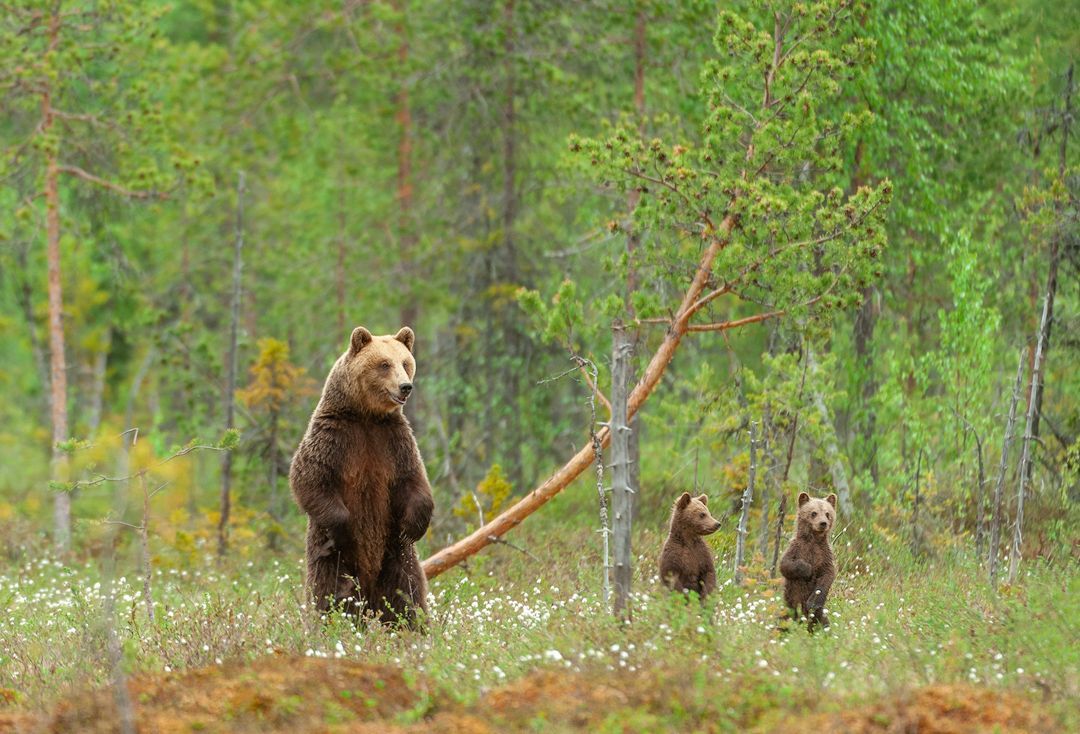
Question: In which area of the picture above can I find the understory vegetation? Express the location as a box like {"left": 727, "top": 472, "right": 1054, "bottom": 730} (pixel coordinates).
{"left": 1, "top": 512, "right": 1076, "bottom": 731}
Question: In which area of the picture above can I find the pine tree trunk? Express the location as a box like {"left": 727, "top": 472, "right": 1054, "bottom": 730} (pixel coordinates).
{"left": 500, "top": 0, "right": 524, "bottom": 491}
{"left": 42, "top": 6, "right": 70, "bottom": 551}
{"left": 395, "top": 0, "right": 421, "bottom": 429}
{"left": 219, "top": 172, "right": 245, "bottom": 557}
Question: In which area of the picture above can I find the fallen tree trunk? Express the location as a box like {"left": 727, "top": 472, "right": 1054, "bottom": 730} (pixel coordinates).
{"left": 422, "top": 216, "right": 735, "bottom": 578}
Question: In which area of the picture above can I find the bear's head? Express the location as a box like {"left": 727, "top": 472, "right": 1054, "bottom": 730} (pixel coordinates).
{"left": 326, "top": 326, "right": 416, "bottom": 416}
{"left": 670, "top": 492, "right": 721, "bottom": 537}
{"left": 796, "top": 492, "right": 836, "bottom": 537}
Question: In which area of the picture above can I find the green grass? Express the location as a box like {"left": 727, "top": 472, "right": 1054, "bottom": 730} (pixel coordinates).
{"left": 0, "top": 516, "right": 1076, "bottom": 731}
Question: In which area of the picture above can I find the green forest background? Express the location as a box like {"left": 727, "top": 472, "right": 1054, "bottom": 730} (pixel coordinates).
{"left": 0, "top": 0, "right": 1077, "bottom": 575}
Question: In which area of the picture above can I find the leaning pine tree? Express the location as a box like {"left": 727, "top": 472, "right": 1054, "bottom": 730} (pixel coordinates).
{"left": 423, "top": 0, "right": 891, "bottom": 578}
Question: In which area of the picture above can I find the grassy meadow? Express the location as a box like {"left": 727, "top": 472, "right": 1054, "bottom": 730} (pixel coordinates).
{"left": 0, "top": 501, "right": 1075, "bottom": 733}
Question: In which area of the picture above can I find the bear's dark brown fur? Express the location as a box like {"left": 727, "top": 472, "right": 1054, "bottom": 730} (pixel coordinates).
{"left": 779, "top": 491, "right": 837, "bottom": 630}
{"left": 289, "top": 326, "right": 434, "bottom": 628}
{"left": 659, "top": 492, "right": 721, "bottom": 599}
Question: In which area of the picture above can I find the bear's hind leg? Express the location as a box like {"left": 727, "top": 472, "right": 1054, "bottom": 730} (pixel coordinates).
{"left": 371, "top": 546, "right": 428, "bottom": 630}
{"left": 307, "top": 529, "right": 363, "bottom": 617}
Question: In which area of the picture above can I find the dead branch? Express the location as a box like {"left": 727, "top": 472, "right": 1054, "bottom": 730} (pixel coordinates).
{"left": 422, "top": 214, "right": 737, "bottom": 579}
{"left": 57, "top": 164, "right": 166, "bottom": 200}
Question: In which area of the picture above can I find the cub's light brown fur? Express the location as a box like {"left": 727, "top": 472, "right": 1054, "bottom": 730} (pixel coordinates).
{"left": 779, "top": 491, "right": 836, "bottom": 630}
{"left": 289, "top": 326, "right": 433, "bottom": 628}
{"left": 659, "top": 492, "right": 721, "bottom": 600}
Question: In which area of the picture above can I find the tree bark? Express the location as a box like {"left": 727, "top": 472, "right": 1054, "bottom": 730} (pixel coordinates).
{"left": 910, "top": 447, "right": 923, "bottom": 556}
{"left": 850, "top": 138, "right": 878, "bottom": 489}
{"left": 267, "top": 406, "right": 280, "bottom": 550}
{"left": 15, "top": 242, "right": 52, "bottom": 425}
{"left": 336, "top": 185, "right": 347, "bottom": 342}
{"left": 756, "top": 406, "right": 773, "bottom": 559}
{"left": 42, "top": 5, "right": 70, "bottom": 551}
{"left": 500, "top": 0, "right": 523, "bottom": 491}
{"left": 1024, "top": 63, "right": 1072, "bottom": 486}
{"left": 806, "top": 347, "right": 852, "bottom": 513}
{"left": 989, "top": 348, "right": 1025, "bottom": 587}
{"left": 395, "top": 0, "right": 421, "bottom": 429}
{"left": 610, "top": 323, "right": 634, "bottom": 619}
{"left": 1009, "top": 297, "right": 1050, "bottom": 584}
{"left": 422, "top": 215, "right": 736, "bottom": 579}
{"left": 85, "top": 333, "right": 110, "bottom": 435}
{"left": 625, "top": 4, "right": 646, "bottom": 523}
{"left": 218, "top": 172, "right": 245, "bottom": 557}
{"left": 971, "top": 428, "right": 987, "bottom": 562}
{"left": 734, "top": 422, "right": 757, "bottom": 585}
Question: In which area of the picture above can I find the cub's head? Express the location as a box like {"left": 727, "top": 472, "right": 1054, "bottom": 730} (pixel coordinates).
{"left": 796, "top": 492, "right": 836, "bottom": 536}
{"left": 329, "top": 326, "right": 416, "bottom": 415}
{"left": 670, "top": 492, "right": 721, "bottom": 536}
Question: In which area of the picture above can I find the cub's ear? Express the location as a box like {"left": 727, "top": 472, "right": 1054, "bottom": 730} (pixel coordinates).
{"left": 697, "top": 494, "right": 708, "bottom": 506}
{"left": 394, "top": 326, "right": 415, "bottom": 352}
{"left": 676, "top": 492, "right": 691, "bottom": 510}
{"left": 826, "top": 493, "right": 837, "bottom": 508}
{"left": 798, "top": 491, "right": 810, "bottom": 507}
{"left": 350, "top": 326, "right": 373, "bottom": 355}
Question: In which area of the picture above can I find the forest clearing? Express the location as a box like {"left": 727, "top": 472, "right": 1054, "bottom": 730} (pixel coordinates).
{"left": 0, "top": 0, "right": 1077, "bottom": 732}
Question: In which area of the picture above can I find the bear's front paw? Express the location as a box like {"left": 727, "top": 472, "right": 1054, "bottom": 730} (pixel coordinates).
{"left": 329, "top": 521, "right": 353, "bottom": 549}
{"left": 401, "top": 495, "right": 434, "bottom": 541}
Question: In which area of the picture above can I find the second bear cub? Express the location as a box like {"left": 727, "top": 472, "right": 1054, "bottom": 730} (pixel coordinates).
{"left": 659, "top": 492, "right": 721, "bottom": 600}
{"left": 779, "top": 492, "right": 837, "bottom": 630}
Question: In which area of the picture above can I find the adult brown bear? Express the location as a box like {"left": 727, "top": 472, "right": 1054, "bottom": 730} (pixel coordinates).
{"left": 289, "top": 326, "right": 433, "bottom": 628}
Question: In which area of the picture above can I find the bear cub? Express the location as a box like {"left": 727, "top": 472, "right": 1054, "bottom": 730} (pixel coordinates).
{"left": 779, "top": 492, "right": 837, "bottom": 631}
{"left": 659, "top": 492, "right": 721, "bottom": 600}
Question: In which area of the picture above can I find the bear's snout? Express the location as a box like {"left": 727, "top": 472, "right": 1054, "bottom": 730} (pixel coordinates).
{"left": 399, "top": 382, "right": 413, "bottom": 396}
{"left": 817, "top": 520, "right": 828, "bottom": 531}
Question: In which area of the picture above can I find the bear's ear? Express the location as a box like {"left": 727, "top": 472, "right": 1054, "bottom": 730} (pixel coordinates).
{"left": 349, "top": 326, "right": 373, "bottom": 355}
{"left": 798, "top": 491, "right": 810, "bottom": 507}
{"left": 676, "top": 492, "right": 691, "bottom": 510}
{"left": 394, "top": 326, "right": 415, "bottom": 353}
{"left": 697, "top": 494, "right": 708, "bottom": 506}
{"left": 826, "top": 493, "right": 837, "bottom": 508}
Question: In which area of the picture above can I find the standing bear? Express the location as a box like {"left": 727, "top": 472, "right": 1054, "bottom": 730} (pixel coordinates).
{"left": 659, "top": 492, "right": 722, "bottom": 600}
{"left": 289, "top": 326, "right": 434, "bottom": 628}
{"left": 779, "top": 492, "right": 836, "bottom": 631}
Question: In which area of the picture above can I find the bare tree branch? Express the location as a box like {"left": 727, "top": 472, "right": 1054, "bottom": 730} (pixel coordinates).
{"left": 57, "top": 164, "right": 166, "bottom": 200}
